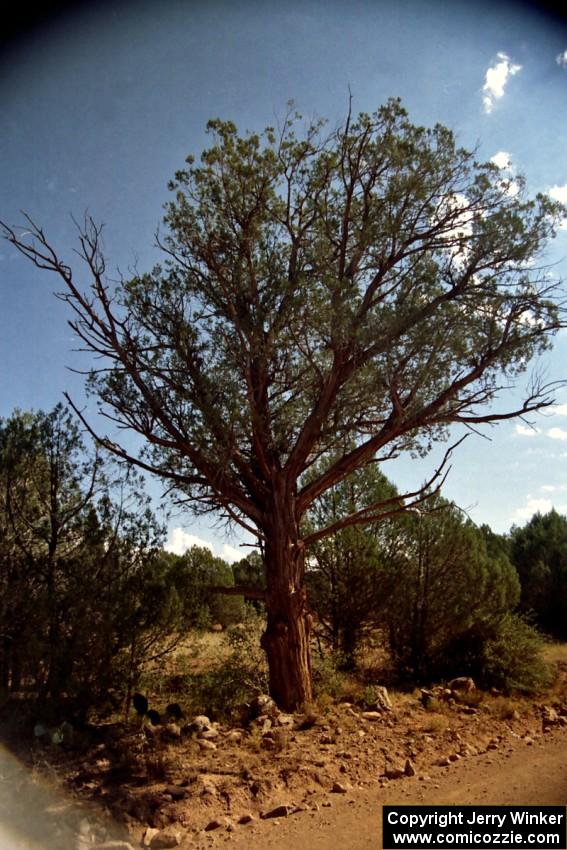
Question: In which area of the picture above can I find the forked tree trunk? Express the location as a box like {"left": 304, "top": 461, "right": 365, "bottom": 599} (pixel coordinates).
{"left": 260, "top": 490, "right": 313, "bottom": 711}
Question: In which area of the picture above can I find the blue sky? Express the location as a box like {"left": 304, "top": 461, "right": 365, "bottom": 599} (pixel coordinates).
{"left": 1, "top": 0, "right": 567, "bottom": 559}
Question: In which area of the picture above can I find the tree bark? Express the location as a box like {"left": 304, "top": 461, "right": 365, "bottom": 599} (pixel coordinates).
{"left": 260, "top": 485, "right": 313, "bottom": 711}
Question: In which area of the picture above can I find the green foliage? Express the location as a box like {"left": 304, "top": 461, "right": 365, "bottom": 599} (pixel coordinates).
{"left": 510, "top": 510, "right": 567, "bottom": 640}
{"left": 166, "top": 545, "right": 246, "bottom": 628}
{"left": 480, "top": 613, "right": 550, "bottom": 694}
{"left": 0, "top": 405, "right": 194, "bottom": 718}
{"left": 311, "top": 650, "right": 356, "bottom": 703}
{"left": 180, "top": 622, "right": 268, "bottom": 721}
{"left": 306, "top": 462, "right": 400, "bottom": 666}
{"left": 381, "top": 500, "right": 520, "bottom": 681}
{"left": 233, "top": 551, "right": 266, "bottom": 613}
{"left": 4, "top": 101, "right": 565, "bottom": 709}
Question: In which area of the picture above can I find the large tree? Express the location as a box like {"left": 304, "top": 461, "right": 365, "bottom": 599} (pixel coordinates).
{"left": 3, "top": 100, "right": 565, "bottom": 709}
{"left": 510, "top": 509, "right": 567, "bottom": 640}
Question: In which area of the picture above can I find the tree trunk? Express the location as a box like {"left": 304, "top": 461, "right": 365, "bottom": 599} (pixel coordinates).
{"left": 260, "top": 486, "right": 313, "bottom": 711}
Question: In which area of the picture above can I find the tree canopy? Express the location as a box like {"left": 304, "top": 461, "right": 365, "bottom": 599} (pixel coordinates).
{"left": 510, "top": 509, "right": 567, "bottom": 640}
{"left": 3, "top": 99, "right": 566, "bottom": 708}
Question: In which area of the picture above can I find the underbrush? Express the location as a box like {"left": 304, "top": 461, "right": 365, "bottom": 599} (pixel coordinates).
{"left": 141, "top": 619, "right": 268, "bottom": 722}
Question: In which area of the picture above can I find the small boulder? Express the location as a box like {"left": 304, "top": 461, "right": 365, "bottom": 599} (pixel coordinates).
{"left": 404, "top": 759, "right": 416, "bottom": 777}
{"left": 372, "top": 686, "right": 393, "bottom": 712}
{"left": 187, "top": 715, "right": 212, "bottom": 734}
{"left": 361, "top": 711, "right": 382, "bottom": 722}
{"left": 249, "top": 694, "right": 277, "bottom": 719}
{"left": 261, "top": 804, "right": 292, "bottom": 819}
{"left": 384, "top": 767, "right": 405, "bottom": 780}
{"left": 149, "top": 829, "right": 182, "bottom": 849}
{"left": 142, "top": 829, "right": 160, "bottom": 847}
{"left": 164, "top": 785, "right": 187, "bottom": 801}
{"left": 448, "top": 677, "right": 475, "bottom": 694}
{"left": 198, "top": 728, "right": 219, "bottom": 740}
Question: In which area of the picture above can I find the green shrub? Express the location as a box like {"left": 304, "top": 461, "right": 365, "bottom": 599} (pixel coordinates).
{"left": 480, "top": 613, "right": 551, "bottom": 694}
{"left": 311, "top": 651, "right": 357, "bottom": 703}
{"left": 182, "top": 623, "right": 268, "bottom": 720}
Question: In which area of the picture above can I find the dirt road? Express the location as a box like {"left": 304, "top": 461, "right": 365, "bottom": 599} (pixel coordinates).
{"left": 220, "top": 726, "right": 567, "bottom": 850}
{"left": 1, "top": 725, "right": 566, "bottom": 850}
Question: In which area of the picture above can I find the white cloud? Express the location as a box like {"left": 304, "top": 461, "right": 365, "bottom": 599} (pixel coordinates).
{"left": 482, "top": 53, "right": 522, "bottom": 113}
{"left": 547, "top": 427, "right": 567, "bottom": 441}
{"left": 515, "top": 423, "right": 539, "bottom": 437}
{"left": 548, "top": 184, "right": 567, "bottom": 229}
{"left": 490, "top": 151, "right": 512, "bottom": 170}
{"left": 165, "top": 528, "right": 214, "bottom": 556}
{"left": 549, "top": 184, "right": 567, "bottom": 204}
{"left": 556, "top": 50, "right": 567, "bottom": 68}
{"left": 489, "top": 150, "right": 520, "bottom": 197}
{"left": 541, "top": 484, "right": 567, "bottom": 494}
{"left": 550, "top": 403, "right": 567, "bottom": 417}
{"left": 436, "top": 192, "right": 474, "bottom": 266}
{"left": 221, "top": 543, "right": 242, "bottom": 563}
{"left": 513, "top": 497, "right": 553, "bottom": 521}
{"left": 164, "top": 527, "right": 242, "bottom": 563}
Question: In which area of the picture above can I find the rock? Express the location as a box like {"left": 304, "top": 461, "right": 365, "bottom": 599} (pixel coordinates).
{"left": 143, "top": 829, "right": 160, "bottom": 847}
{"left": 448, "top": 677, "right": 475, "bottom": 694}
{"left": 460, "top": 706, "right": 478, "bottom": 715}
{"left": 373, "top": 686, "right": 393, "bottom": 711}
{"left": 261, "top": 804, "right": 292, "bottom": 819}
{"left": 204, "top": 820, "right": 224, "bottom": 831}
{"left": 320, "top": 734, "right": 334, "bottom": 744}
{"left": 164, "top": 785, "right": 187, "bottom": 800}
{"left": 250, "top": 694, "right": 277, "bottom": 719}
{"left": 542, "top": 706, "right": 559, "bottom": 728}
{"left": 198, "top": 778, "right": 217, "bottom": 796}
{"left": 361, "top": 711, "right": 382, "bottom": 722}
{"left": 237, "top": 814, "right": 255, "bottom": 824}
{"left": 331, "top": 781, "right": 349, "bottom": 793}
{"left": 211, "top": 623, "right": 224, "bottom": 632}
{"left": 198, "top": 728, "right": 219, "bottom": 740}
{"left": 94, "top": 843, "right": 136, "bottom": 850}
{"left": 188, "top": 715, "right": 212, "bottom": 734}
{"left": 197, "top": 738, "right": 217, "bottom": 750}
{"left": 226, "top": 729, "right": 244, "bottom": 743}
{"left": 276, "top": 713, "right": 295, "bottom": 728}
{"left": 384, "top": 767, "right": 405, "bottom": 780}
{"left": 436, "top": 756, "right": 451, "bottom": 766}
{"left": 404, "top": 759, "right": 416, "bottom": 777}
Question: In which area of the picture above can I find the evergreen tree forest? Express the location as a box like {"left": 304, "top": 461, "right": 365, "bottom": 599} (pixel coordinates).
{"left": 0, "top": 403, "right": 563, "bottom": 725}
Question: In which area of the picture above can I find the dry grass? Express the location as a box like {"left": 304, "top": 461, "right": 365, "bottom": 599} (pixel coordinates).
{"left": 486, "top": 695, "right": 521, "bottom": 720}
{"left": 542, "top": 642, "right": 567, "bottom": 665}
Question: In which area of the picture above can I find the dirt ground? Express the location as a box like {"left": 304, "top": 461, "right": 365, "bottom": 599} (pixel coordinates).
{"left": 1, "top": 673, "right": 567, "bottom": 850}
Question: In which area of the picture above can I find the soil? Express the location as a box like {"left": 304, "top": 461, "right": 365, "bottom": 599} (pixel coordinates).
{"left": 1, "top": 676, "right": 567, "bottom": 850}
